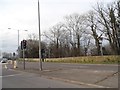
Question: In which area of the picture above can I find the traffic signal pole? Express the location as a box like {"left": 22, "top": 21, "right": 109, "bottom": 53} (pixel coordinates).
{"left": 21, "top": 40, "right": 27, "bottom": 70}
{"left": 23, "top": 49, "right": 25, "bottom": 70}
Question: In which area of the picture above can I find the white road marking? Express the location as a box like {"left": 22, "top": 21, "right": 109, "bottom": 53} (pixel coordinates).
{"left": 89, "top": 70, "right": 116, "bottom": 73}
{"left": 61, "top": 65, "right": 89, "bottom": 68}
{"left": 83, "top": 64, "right": 118, "bottom": 66}
{"left": 0, "top": 74, "right": 22, "bottom": 78}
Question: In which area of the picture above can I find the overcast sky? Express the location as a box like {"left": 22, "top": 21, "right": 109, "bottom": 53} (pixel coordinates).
{"left": 0, "top": 0, "right": 114, "bottom": 53}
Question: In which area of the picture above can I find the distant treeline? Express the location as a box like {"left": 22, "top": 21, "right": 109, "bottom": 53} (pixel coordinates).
{"left": 1, "top": 0, "right": 118, "bottom": 58}
{"left": 17, "top": 0, "right": 120, "bottom": 58}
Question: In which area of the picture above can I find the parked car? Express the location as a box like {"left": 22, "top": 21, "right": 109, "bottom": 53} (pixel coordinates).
{"left": 0, "top": 58, "right": 8, "bottom": 63}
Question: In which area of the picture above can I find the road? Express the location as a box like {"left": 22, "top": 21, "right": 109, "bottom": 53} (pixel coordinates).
{"left": 1, "top": 62, "right": 119, "bottom": 88}
{"left": 16, "top": 62, "right": 118, "bottom": 72}
{"left": 2, "top": 66, "right": 91, "bottom": 88}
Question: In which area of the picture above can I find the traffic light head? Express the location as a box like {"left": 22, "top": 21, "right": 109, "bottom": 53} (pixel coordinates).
{"left": 21, "top": 41, "right": 23, "bottom": 50}
{"left": 23, "top": 40, "right": 27, "bottom": 49}
{"left": 21, "top": 40, "right": 27, "bottom": 50}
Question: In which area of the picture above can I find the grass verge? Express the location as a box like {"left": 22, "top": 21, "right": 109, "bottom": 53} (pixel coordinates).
{"left": 18, "top": 55, "right": 120, "bottom": 64}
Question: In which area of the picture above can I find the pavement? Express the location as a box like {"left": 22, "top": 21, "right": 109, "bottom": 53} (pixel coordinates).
{"left": 4, "top": 61, "right": 119, "bottom": 88}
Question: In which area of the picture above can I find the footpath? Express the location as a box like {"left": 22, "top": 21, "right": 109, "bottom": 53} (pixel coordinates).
{"left": 6, "top": 61, "right": 118, "bottom": 88}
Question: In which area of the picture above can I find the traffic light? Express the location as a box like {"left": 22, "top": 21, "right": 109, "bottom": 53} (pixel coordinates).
{"left": 21, "top": 41, "right": 23, "bottom": 50}
{"left": 13, "top": 52, "right": 16, "bottom": 56}
{"left": 41, "top": 49, "right": 45, "bottom": 62}
{"left": 23, "top": 40, "right": 27, "bottom": 49}
{"left": 41, "top": 49, "right": 45, "bottom": 54}
{"left": 21, "top": 40, "right": 27, "bottom": 50}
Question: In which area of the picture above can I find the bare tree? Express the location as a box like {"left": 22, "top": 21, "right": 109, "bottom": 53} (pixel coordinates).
{"left": 85, "top": 11, "right": 105, "bottom": 55}
{"left": 43, "top": 23, "right": 66, "bottom": 58}
{"left": 28, "top": 33, "right": 38, "bottom": 40}
{"left": 116, "top": 0, "right": 120, "bottom": 54}
{"left": 42, "top": 1, "right": 119, "bottom": 57}
{"left": 64, "top": 13, "right": 86, "bottom": 56}
{"left": 95, "top": 2, "right": 120, "bottom": 55}
{"left": 81, "top": 34, "right": 92, "bottom": 56}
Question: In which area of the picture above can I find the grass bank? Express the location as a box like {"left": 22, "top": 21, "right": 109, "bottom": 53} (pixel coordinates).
{"left": 45, "top": 55, "right": 120, "bottom": 64}
{"left": 18, "top": 55, "right": 120, "bottom": 64}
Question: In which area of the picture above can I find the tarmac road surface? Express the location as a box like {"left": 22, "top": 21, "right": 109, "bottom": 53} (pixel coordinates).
{"left": 2, "top": 62, "right": 119, "bottom": 88}
{"left": 2, "top": 68, "right": 93, "bottom": 88}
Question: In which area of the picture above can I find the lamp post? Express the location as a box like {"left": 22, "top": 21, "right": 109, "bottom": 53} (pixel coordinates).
{"left": 8, "top": 28, "right": 28, "bottom": 57}
{"left": 38, "top": 0, "right": 42, "bottom": 71}
{"left": 8, "top": 28, "right": 28, "bottom": 69}
{"left": 18, "top": 30, "right": 19, "bottom": 52}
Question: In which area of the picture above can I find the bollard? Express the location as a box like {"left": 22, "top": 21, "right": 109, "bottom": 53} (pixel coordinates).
{"left": 13, "top": 61, "right": 17, "bottom": 68}
{"left": 4, "top": 64, "right": 8, "bottom": 69}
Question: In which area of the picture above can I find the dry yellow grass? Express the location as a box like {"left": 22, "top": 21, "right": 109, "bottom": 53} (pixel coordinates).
{"left": 19, "top": 55, "right": 120, "bottom": 64}
{"left": 45, "top": 55, "right": 120, "bottom": 64}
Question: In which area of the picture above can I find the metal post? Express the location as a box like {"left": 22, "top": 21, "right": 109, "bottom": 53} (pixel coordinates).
{"left": 49, "top": 49, "right": 50, "bottom": 58}
{"left": 18, "top": 30, "right": 19, "bottom": 54}
{"left": 17, "top": 30, "right": 19, "bottom": 68}
{"left": 100, "top": 43, "right": 103, "bottom": 56}
{"left": 23, "top": 49, "right": 25, "bottom": 70}
{"left": 99, "top": 38, "right": 103, "bottom": 56}
{"left": 38, "top": 0, "right": 42, "bottom": 71}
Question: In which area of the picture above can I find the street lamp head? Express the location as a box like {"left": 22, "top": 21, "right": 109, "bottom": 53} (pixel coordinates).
{"left": 8, "top": 28, "right": 11, "bottom": 29}
{"left": 24, "top": 30, "right": 28, "bottom": 31}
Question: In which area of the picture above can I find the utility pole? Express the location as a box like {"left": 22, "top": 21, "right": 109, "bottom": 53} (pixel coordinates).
{"left": 38, "top": 0, "right": 42, "bottom": 71}
{"left": 18, "top": 30, "right": 20, "bottom": 57}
